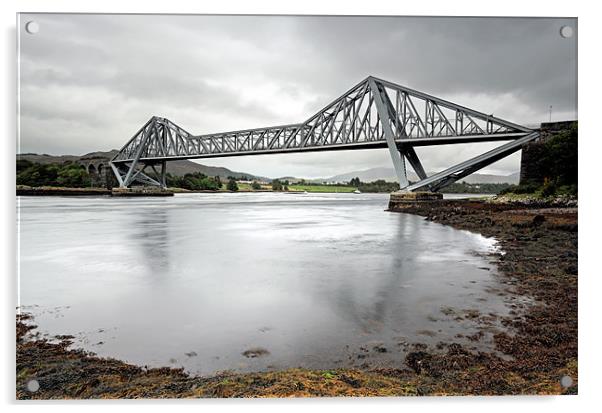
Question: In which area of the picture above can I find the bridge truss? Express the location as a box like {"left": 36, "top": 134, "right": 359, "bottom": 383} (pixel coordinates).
{"left": 110, "top": 76, "right": 538, "bottom": 191}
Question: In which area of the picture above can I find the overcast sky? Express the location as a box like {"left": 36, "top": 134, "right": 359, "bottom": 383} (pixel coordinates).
{"left": 18, "top": 14, "right": 577, "bottom": 178}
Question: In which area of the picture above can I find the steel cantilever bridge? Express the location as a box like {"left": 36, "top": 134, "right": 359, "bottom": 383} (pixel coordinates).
{"left": 110, "top": 76, "right": 539, "bottom": 191}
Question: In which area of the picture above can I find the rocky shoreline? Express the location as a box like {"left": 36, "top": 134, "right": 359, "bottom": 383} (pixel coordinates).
{"left": 387, "top": 197, "right": 577, "bottom": 392}
{"left": 16, "top": 198, "right": 577, "bottom": 398}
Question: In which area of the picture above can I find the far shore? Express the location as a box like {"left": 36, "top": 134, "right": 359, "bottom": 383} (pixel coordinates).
{"left": 16, "top": 185, "right": 500, "bottom": 197}
{"left": 16, "top": 185, "right": 112, "bottom": 196}
{"left": 16, "top": 185, "right": 360, "bottom": 196}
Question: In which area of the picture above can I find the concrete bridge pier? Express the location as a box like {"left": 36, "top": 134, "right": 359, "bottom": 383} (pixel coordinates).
{"left": 388, "top": 191, "right": 443, "bottom": 210}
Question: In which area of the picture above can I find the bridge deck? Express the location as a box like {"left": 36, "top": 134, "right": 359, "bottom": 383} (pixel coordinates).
{"left": 111, "top": 132, "right": 528, "bottom": 164}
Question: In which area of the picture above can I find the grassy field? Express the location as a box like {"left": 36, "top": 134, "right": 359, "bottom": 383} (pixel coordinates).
{"left": 288, "top": 184, "right": 357, "bottom": 193}
{"left": 233, "top": 182, "right": 252, "bottom": 191}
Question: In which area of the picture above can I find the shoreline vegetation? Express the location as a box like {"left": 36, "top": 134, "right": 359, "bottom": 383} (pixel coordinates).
{"left": 17, "top": 159, "right": 515, "bottom": 196}
{"left": 15, "top": 183, "right": 509, "bottom": 196}
{"left": 16, "top": 195, "right": 577, "bottom": 399}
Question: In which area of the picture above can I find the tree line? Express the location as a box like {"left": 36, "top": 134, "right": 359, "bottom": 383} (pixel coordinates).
{"left": 166, "top": 172, "right": 244, "bottom": 191}
{"left": 166, "top": 172, "right": 222, "bottom": 190}
{"left": 500, "top": 123, "right": 577, "bottom": 197}
{"left": 17, "top": 160, "right": 93, "bottom": 187}
{"left": 350, "top": 178, "right": 400, "bottom": 193}
{"left": 270, "top": 179, "right": 289, "bottom": 191}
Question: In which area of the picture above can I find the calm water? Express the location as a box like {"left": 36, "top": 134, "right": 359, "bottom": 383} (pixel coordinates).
{"left": 18, "top": 193, "right": 512, "bottom": 375}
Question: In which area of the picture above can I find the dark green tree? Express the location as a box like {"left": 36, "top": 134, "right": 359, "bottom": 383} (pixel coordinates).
{"left": 227, "top": 178, "right": 239, "bottom": 191}
{"left": 499, "top": 123, "right": 577, "bottom": 196}
{"left": 16, "top": 161, "right": 92, "bottom": 188}
{"left": 271, "top": 179, "right": 283, "bottom": 191}
{"left": 540, "top": 124, "right": 578, "bottom": 188}
{"left": 56, "top": 164, "right": 92, "bottom": 187}
{"left": 167, "top": 172, "right": 221, "bottom": 190}
{"left": 16, "top": 159, "right": 33, "bottom": 174}
{"left": 349, "top": 177, "right": 361, "bottom": 187}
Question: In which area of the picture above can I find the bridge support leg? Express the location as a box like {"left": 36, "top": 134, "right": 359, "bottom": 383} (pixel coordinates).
{"left": 369, "top": 78, "right": 409, "bottom": 189}
{"left": 122, "top": 160, "right": 141, "bottom": 188}
{"left": 388, "top": 149, "right": 409, "bottom": 190}
{"left": 160, "top": 161, "right": 167, "bottom": 189}
{"left": 109, "top": 162, "right": 125, "bottom": 188}
{"left": 119, "top": 129, "right": 153, "bottom": 188}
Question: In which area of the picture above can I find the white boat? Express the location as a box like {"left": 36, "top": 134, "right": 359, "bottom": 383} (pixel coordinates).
{"left": 353, "top": 189, "right": 361, "bottom": 194}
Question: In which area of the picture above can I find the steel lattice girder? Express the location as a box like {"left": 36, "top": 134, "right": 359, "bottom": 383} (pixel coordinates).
{"left": 110, "top": 76, "right": 536, "bottom": 190}
{"left": 404, "top": 132, "right": 540, "bottom": 192}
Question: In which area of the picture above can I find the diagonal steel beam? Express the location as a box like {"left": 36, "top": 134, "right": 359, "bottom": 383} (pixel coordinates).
{"left": 382, "top": 88, "right": 428, "bottom": 180}
{"left": 109, "top": 162, "right": 125, "bottom": 187}
{"left": 371, "top": 76, "right": 532, "bottom": 133}
{"left": 369, "top": 78, "right": 408, "bottom": 188}
{"left": 400, "top": 145, "right": 427, "bottom": 180}
{"left": 404, "top": 132, "right": 539, "bottom": 192}
{"left": 122, "top": 125, "right": 153, "bottom": 187}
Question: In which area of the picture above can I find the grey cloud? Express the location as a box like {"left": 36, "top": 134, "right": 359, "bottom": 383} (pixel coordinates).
{"left": 18, "top": 14, "right": 576, "bottom": 178}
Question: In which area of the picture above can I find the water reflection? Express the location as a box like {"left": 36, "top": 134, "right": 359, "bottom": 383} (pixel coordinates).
{"left": 18, "top": 193, "right": 510, "bottom": 375}
{"left": 131, "top": 206, "right": 170, "bottom": 277}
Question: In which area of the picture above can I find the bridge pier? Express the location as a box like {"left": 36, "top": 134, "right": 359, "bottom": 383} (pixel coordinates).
{"left": 388, "top": 191, "right": 443, "bottom": 211}
{"left": 111, "top": 187, "right": 174, "bottom": 197}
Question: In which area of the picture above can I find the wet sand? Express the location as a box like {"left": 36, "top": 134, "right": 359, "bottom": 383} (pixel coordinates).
{"left": 16, "top": 199, "right": 577, "bottom": 398}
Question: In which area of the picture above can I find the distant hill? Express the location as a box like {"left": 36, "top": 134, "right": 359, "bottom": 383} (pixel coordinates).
{"left": 17, "top": 152, "right": 83, "bottom": 165}
{"left": 324, "top": 167, "right": 399, "bottom": 183}
{"left": 462, "top": 172, "right": 520, "bottom": 184}
{"left": 322, "top": 167, "right": 520, "bottom": 185}
{"left": 16, "top": 151, "right": 269, "bottom": 181}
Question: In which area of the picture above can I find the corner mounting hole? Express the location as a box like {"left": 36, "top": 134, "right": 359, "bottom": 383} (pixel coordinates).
{"left": 560, "top": 375, "right": 573, "bottom": 388}
{"left": 559, "top": 25, "right": 573, "bottom": 39}
{"left": 26, "top": 379, "right": 40, "bottom": 392}
{"left": 25, "top": 21, "right": 39, "bottom": 34}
